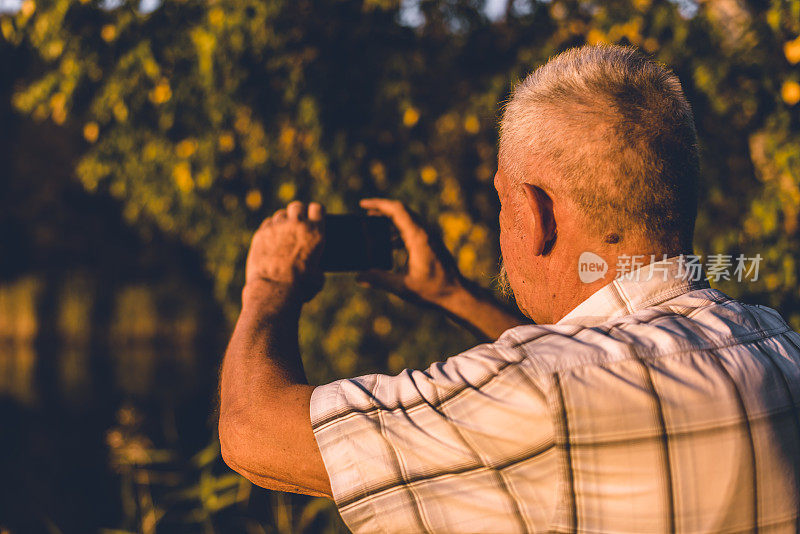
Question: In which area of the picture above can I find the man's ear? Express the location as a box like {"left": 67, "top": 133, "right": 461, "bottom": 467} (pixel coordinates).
{"left": 520, "top": 183, "right": 556, "bottom": 256}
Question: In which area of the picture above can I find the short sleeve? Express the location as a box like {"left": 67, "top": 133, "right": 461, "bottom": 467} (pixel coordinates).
{"left": 310, "top": 340, "right": 554, "bottom": 533}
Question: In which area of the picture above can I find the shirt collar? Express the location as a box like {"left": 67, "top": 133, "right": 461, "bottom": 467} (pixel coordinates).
{"left": 556, "top": 255, "right": 710, "bottom": 327}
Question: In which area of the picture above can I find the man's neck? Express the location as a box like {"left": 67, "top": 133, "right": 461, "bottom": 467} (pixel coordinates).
{"left": 547, "top": 247, "right": 689, "bottom": 324}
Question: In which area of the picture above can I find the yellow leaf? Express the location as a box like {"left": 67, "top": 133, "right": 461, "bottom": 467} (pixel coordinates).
{"left": 50, "top": 93, "right": 67, "bottom": 124}
{"left": 245, "top": 189, "right": 262, "bottom": 211}
{"left": 550, "top": 2, "right": 566, "bottom": 20}
{"left": 173, "top": 162, "right": 194, "bottom": 193}
{"left": 420, "top": 165, "right": 438, "bottom": 184}
{"left": 196, "top": 168, "right": 213, "bottom": 189}
{"left": 463, "top": 114, "right": 480, "bottom": 134}
{"left": 310, "top": 156, "right": 328, "bottom": 181}
{"left": 83, "top": 122, "right": 99, "bottom": 143}
{"left": 143, "top": 141, "right": 160, "bottom": 161}
{"left": 440, "top": 177, "right": 460, "bottom": 205}
{"left": 279, "top": 125, "right": 296, "bottom": 149}
{"left": 209, "top": 7, "right": 224, "bottom": 27}
{"left": 372, "top": 316, "right": 391, "bottom": 336}
{"left": 458, "top": 244, "right": 477, "bottom": 276}
{"left": 113, "top": 101, "right": 128, "bottom": 122}
{"left": 20, "top": 0, "right": 35, "bottom": 18}
{"left": 277, "top": 182, "right": 296, "bottom": 202}
{"left": 438, "top": 212, "right": 471, "bottom": 248}
{"left": 587, "top": 29, "right": 607, "bottom": 45}
{"left": 218, "top": 132, "right": 235, "bottom": 152}
{"left": 50, "top": 92, "right": 66, "bottom": 109}
{"left": 45, "top": 40, "right": 63, "bottom": 59}
{"left": 249, "top": 146, "right": 268, "bottom": 165}
{"left": 782, "top": 80, "right": 800, "bottom": 106}
{"left": 175, "top": 139, "right": 197, "bottom": 158}
{"left": 402, "top": 107, "right": 419, "bottom": 127}
{"left": 785, "top": 37, "right": 800, "bottom": 65}
{"left": 1, "top": 18, "right": 15, "bottom": 42}
{"left": 234, "top": 108, "right": 251, "bottom": 133}
{"left": 52, "top": 109, "right": 66, "bottom": 124}
{"left": 101, "top": 24, "right": 117, "bottom": 43}
{"left": 469, "top": 225, "right": 487, "bottom": 244}
{"left": 149, "top": 79, "right": 172, "bottom": 105}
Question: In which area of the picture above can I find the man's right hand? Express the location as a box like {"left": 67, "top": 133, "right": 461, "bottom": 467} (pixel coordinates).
{"left": 358, "top": 198, "right": 464, "bottom": 307}
{"left": 358, "top": 198, "right": 530, "bottom": 340}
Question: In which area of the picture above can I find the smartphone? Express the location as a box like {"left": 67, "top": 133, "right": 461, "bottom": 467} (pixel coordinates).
{"left": 320, "top": 214, "right": 393, "bottom": 272}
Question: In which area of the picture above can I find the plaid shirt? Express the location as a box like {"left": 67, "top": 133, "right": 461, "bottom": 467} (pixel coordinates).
{"left": 310, "top": 257, "right": 800, "bottom": 533}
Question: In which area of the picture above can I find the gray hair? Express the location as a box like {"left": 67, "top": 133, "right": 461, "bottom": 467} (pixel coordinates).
{"left": 499, "top": 45, "right": 699, "bottom": 249}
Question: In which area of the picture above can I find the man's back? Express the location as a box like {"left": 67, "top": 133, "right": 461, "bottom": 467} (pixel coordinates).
{"left": 518, "top": 286, "right": 800, "bottom": 532}
{"left": 311, "top": 261, "right": 800, "bottom": 532}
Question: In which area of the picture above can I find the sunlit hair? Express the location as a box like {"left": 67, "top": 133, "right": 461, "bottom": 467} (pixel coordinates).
{"left": 499, "top": 45, "right": 699, "bottom": 250}
{"left": 496, "top": 259, "right": 512, "bottom": 298}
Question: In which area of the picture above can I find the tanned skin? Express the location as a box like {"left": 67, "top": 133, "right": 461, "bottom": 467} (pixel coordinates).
{"left": 218, "top": 167, "right": 681, "bottom": 494}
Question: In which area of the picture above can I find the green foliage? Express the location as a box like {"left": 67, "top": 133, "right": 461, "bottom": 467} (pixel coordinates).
{"left": 105, "top": 402, "right": 347, "bottom": 532}
{"left": 4, "top": 0, "right": 800, "bottom": 529}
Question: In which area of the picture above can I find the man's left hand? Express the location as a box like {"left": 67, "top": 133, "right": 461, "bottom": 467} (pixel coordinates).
{"left": 244, "top": 201, "right": 325, "bottom": 310}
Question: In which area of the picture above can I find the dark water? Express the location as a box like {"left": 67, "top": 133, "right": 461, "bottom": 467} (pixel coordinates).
{"left": 0, "top": 335, "right": 224, "bottom": 533}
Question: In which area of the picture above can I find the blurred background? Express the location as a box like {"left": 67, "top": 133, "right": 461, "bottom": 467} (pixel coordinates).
{"left": 1, "top": 0, "right": 799, "bottom": 532}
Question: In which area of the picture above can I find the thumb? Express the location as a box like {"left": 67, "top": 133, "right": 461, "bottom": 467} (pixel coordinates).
{"left": 356, "top": 270, "right": 405, "bottom": 293}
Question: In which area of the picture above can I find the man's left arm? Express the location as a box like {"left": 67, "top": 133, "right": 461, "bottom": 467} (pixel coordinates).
{"left": 218, "top": 201, "right": 332, "bottom": 498}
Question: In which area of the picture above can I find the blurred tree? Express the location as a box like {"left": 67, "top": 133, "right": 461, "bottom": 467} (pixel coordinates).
{"left": 3, "top": 0, "right": 799, "bottom": 530}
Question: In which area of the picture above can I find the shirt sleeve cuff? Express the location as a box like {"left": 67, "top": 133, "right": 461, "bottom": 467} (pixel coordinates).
{"left": 309, "top": 381, "right": 384, "bottom": 532}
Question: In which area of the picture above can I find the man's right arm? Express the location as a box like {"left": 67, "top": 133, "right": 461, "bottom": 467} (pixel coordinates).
{"left": 357, "top": 198, "right": 529, "bottom": 341}
{"left": 310, "top": 338, "right": 553, "bottom": 531}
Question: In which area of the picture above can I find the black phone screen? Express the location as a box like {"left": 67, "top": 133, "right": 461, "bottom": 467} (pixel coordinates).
{"left": 320, "top": 214, "right": 393, "bottom": 272}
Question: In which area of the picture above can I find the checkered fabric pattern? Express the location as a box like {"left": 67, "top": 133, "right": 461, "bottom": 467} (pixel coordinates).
{"left": 310, "top": 258, "right": 800, "bottom": 533}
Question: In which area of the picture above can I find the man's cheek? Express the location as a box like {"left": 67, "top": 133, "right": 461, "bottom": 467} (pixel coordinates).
{"left": 498, "top": 227, "right": 509, "bottom": 261}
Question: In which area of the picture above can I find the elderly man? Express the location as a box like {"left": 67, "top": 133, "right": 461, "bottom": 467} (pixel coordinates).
{"left": 218, "top": 46, "right": 800, "bottom": 532}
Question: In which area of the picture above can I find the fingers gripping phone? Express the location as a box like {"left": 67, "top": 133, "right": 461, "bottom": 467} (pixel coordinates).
{"left": 320, "top": 214, "right": 394, "bottom": 272}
